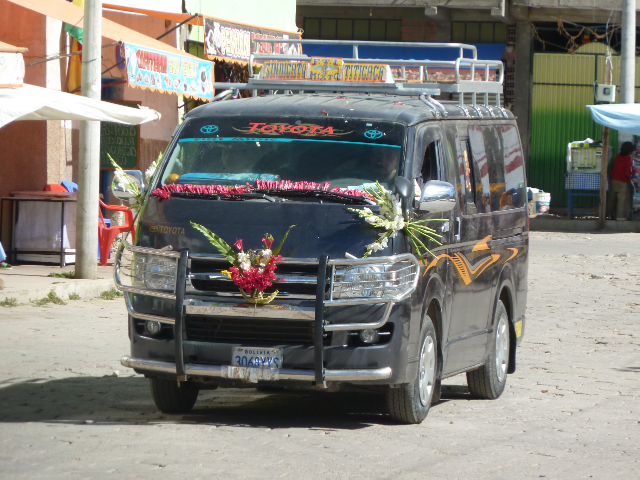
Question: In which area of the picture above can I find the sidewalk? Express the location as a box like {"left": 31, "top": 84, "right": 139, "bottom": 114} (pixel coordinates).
{"left": 0, "top": 264, "right": 115, "bottom": 305}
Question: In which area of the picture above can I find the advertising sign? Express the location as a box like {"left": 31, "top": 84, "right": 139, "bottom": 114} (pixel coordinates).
{"left": 123, "top": 42, "right": 213, "bottom": 100}
{"left": 262, "top": 61, "right": 308, "bottom": 80}
{"left": 342, "top": 63, "right": 391, "bottom": 83}
{"left": 100, "top": 102, "right": 140, "bottom": 169}
{"left": 204, "top": 18, "right": 301, "bottom": 63}
{"left": 309, "top": 57, "right": 343, "bottom": 81}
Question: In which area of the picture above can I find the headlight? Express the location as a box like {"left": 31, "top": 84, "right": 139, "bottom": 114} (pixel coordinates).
{"left": 332, "top": 260, "right": 415, "bottom": 299}
{"left": 143, "top": 258, "right": 177, "bottom": 291}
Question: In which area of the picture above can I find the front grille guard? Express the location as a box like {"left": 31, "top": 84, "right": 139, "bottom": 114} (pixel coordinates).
{"left": 114, "top": 242, "right": 420, "bottom": 385}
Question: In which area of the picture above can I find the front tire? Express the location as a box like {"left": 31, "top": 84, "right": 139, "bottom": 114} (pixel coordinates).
{"left": 150, "top": 378, "right": 199, "bottom": 413}
{"left": 467, "top": 300, "right": 510, "bottom": 399}
{"left": 386, "top": 315, "right": 438, "bottom": 424}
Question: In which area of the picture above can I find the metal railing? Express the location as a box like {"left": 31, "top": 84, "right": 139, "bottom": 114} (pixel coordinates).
{"left": 209, "top": 39, "right": 503, "bottom": 106}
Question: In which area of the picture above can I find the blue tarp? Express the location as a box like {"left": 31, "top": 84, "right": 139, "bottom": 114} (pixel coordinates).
{"left": 587, "top": 103, "right": 640, "bottom": 135}
{"left": 300, "top": 43, "right": 506, "bottom": 63}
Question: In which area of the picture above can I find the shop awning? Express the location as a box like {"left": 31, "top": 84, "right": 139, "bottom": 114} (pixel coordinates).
{"left": 5, "top": 0, "right": 214, "bottom": 100}
{"left": 0, "top": 40, "right": 28, "bottom": 53}
{"left": 587, "top": 103, "right": 640, "bottom": 136}
{"left": 0, "top": 83, "right": 161, "bottom": 128}
{"left": 102, "top": 3, "right": 302, "bottom": 66}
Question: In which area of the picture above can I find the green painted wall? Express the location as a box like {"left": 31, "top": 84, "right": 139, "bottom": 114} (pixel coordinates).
{"left": 530, "top": 44, "right": 639, "bottom": 209}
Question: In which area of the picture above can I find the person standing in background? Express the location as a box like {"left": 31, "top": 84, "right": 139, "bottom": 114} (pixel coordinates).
{"left": 608, "top": 141, "right": 635, "bottom": 221}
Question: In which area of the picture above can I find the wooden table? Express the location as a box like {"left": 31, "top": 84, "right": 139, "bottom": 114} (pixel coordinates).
{"left": 1, "top": 191, "right": 77, "bottom": 267}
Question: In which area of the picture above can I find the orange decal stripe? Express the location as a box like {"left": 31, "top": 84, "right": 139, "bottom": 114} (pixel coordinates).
{"left": 471, "top": 235, "right": 493, "bottom": 252}
{"left": 506, "top": 248, "right": 518, "bottom": 261}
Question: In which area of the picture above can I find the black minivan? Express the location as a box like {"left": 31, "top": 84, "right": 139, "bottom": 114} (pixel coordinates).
{"left": 115, "top": 48, "right": 528, "bottom": 424}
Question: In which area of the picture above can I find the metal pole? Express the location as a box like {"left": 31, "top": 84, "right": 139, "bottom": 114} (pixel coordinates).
{"left": 75, "top": 0, "right": 102, "bottom": 279}
{"left": 599, "top": 50, "right": 613, "bottom": 229}
{"left": 619, "top": 0, "right": 636, "bottom": 146}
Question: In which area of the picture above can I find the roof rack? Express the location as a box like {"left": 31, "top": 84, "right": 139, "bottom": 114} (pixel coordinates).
{"left": 210, "top": 39, "right": 504, "bottom": 107}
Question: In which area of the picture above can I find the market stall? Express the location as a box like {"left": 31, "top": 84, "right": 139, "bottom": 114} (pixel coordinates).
{"left": 586, "top": 103, "right": 640, "bottom": 219}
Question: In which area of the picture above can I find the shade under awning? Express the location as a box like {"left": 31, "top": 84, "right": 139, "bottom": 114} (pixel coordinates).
{"left": 0, "top": 84, "right": 161, "bottom": 128}
{"left": 587, "top": 103, "right": 640, "bottom": 135}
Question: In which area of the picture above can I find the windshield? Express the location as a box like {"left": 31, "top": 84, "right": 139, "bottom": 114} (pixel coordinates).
{"left": 159, "top": 117, "right": 406, "bottom": 192}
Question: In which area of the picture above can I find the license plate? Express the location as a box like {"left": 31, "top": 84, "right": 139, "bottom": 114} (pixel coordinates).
{"left": 232, "top": 347, "right": 282, "bottom": 370}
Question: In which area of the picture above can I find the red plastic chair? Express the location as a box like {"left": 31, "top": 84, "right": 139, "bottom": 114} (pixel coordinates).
{"left": 99, "top": 199, "right": 136, "bottom": 266}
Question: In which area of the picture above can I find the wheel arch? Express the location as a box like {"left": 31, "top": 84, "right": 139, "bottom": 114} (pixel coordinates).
{"left": 420, "top": 274, "right": 445, "bottom": 382}
{"left": 494, "top": 265, "right": 517, "bottom": 375}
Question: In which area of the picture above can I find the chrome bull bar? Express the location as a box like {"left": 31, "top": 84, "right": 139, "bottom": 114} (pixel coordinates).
{"left": 114, "top": 242, "right": 419, "bottom": 386}
{"left": 121, "top": 355, "right": 392, "bottom": 383}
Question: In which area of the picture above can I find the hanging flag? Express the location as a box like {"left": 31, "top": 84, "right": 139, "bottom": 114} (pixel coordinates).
{"left": 65, "top": 0, "right": 84, "bottom": 94}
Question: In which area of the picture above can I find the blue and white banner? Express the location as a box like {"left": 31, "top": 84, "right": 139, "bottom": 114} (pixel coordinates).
{"left": 123, "top": 42, "right": 214, "bottom": 100}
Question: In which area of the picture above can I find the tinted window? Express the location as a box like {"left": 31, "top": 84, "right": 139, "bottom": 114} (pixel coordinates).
{"left": 160, "top": 117, "right": 406, "bottom": 191}
{"left": 500, "top": 124, "right": 526, "bottom": 209}
{"left": 468, "top": 125, "right": 492, "bottom": 212}
{"left": 445, "top": 126, "right": 468, "bottom": 207}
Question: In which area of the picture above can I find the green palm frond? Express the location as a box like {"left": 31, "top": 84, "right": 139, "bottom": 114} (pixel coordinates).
{"left": 190, "top": 222, "right": 236, "bottom": 263}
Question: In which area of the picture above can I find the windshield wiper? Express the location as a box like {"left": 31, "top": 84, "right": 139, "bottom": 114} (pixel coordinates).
{"left": 171, "top": 191, "right": 276, "bottom": 202}
{"left": 264, "top": 190, "right": 374, "bottom": 205}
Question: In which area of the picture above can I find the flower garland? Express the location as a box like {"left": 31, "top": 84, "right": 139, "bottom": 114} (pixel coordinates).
{"left": 348, "top": 181, "right": 445, "bottom": 261}
{"left": 151, "top": 180, "right": 373, "bottom": 201}
{"left": 190, "top": 222, "right": 295, "bottom": 304}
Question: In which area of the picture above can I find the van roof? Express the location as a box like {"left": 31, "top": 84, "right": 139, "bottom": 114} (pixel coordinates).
{"left": 187, "top": 93, "right": 513, "bottom": 126}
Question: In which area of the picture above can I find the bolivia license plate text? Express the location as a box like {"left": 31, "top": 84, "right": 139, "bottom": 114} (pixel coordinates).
{"left": 232, "top": 347, "right": 282, "bottom": 369}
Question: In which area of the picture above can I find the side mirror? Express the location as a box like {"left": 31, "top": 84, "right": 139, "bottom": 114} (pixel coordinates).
{"left": 418, "top": 180, "right": 456, "bottom": 213}
{"left": 394, "top": 176, "right": 413, "bottom": 221}
{"left": 111, "top": 169, "right": 144, "bottom": 202}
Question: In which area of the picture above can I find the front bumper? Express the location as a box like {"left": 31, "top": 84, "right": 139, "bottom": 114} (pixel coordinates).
{"left": 114, "top": 242, "right": 419, "bottom": 386}
{"left": 121, "top": 355, "right": 392, "bottom": 382}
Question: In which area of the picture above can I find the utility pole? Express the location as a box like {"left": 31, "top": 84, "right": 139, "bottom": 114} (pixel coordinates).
{"left": 619, "top": 0, "right": 636, "bottom": 147}
{"left": 75, "top": 0, "right": 102, "bottom": 279}
{"left": 599, "top": 49, "right": 613, "bottom": 229}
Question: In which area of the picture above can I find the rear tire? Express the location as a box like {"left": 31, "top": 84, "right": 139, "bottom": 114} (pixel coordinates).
{"left": 386, "top": 315, "right": 437, "bottom": 424}
{"left": 150, "top": 378, "right": 199, "bottom": 413}
{"left": 467, "top": 300, "right": 510, "bottom": 399}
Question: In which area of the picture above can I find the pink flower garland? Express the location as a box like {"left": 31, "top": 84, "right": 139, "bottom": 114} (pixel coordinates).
{"left": 152, "top": 180, "right": 373, "bottom": 201}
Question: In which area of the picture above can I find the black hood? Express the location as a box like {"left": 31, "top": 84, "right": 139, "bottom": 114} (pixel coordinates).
{"left": 138, "top": 196, "right": 398, "bottom": 259}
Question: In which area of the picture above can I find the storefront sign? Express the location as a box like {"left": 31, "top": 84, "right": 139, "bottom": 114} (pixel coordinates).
{"left": 262, "top": 61, "right": 308, "bottom": 80}
{"left": 204, "top": 18, "right": 301, "bottom": 63}
{"left": 123, "top": 42, "right": 214, "bottom": 100}
{"left": 100, "top": 102, "right": 140, "bottom": 169}
{"left": 309, "top": 57, "right": 343, "bottom": 81}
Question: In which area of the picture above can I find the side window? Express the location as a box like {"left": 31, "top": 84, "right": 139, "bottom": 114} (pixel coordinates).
{"left": 458, "top": 139, "right": 477, "bottom": 211}
{"left": 414, "top": 124, "right": 447, "bottom": 195}
{"left": 468, "top": 125, "right": 492, "bottom": 213}
{"left": 444, "top": 125, "right": 467, "bottom": 207}
{"left": 500, "top": 124, "right": 526, "bottom": 209}
{"left": 484, "top": 126, "right": 506, "bottom": 211}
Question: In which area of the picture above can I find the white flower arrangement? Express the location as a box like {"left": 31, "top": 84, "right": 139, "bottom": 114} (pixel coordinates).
{"left": 349, "top": 181, "right": 445, "bottom": 261}
{"left": 109, "top": 152, "right": 163, "bottom": 209}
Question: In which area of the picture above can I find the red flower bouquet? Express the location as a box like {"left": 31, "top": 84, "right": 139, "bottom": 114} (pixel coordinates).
{"left": 190, "top": 222, "right": 295, "bottom": 304}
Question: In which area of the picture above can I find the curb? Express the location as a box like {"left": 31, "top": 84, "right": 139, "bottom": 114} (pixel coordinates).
{"left": 0, "top": 278, "right": 116, "bottom": 305}
{"left": 530, "top": 216, "right": 640, "bottom": 233}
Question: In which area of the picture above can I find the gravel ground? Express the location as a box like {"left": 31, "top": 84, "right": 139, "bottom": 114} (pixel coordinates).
{"left": 0, "top": 231, "right": 638, "bottom": 478}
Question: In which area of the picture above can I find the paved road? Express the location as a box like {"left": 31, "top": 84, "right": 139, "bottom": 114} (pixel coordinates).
{"left": 0, "top": 232, "right": 638, "bottom": 478}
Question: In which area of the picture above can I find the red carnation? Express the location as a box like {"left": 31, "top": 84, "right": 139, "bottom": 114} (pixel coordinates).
{"left": 234, "top": 239, "right": 243, "bottom": 251}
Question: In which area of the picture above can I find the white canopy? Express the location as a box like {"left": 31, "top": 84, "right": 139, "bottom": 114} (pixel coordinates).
{"left": 586, "top": 103, "right": 640, "bottom": 136}
{"left": 0, "top": 84, "right": 161, "bottom": 128}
